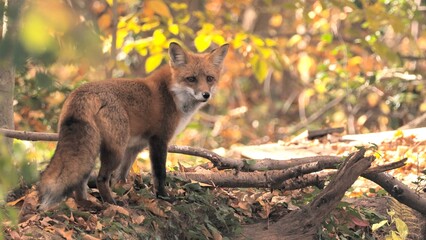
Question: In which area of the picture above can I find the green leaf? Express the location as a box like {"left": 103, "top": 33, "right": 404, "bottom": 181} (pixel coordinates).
{"left": 321, "top": 33, "right": 333, "bottom": 43}
{"left": 145, "top": 54, "right": 164, "bottom": 73}
{"left": 372, "top": 220, "right": 388, "bottom": 231}
{"left": 194, "top": 34, "right": 212, "bottom": 52}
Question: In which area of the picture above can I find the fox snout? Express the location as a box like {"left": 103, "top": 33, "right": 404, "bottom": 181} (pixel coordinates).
{"left": 201, "top": 92, "right": 210, "bottom": 102}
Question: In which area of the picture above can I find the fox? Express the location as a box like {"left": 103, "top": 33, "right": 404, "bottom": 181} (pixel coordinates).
{"left": 38, "top": 42, "right": 229, "bottom": 209}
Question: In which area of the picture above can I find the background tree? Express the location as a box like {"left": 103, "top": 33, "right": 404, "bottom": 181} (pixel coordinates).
{"left": 0, "top": 0, "right": 23, "bottom": 152}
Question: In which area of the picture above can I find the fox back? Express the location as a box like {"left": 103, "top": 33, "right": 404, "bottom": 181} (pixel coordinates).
{"left": 39, "top": 42, "right": 229, "bottom": 209}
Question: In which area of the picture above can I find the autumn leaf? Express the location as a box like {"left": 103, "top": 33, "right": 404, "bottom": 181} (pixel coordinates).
{"left": 145, "top": 54, "right": 164, "bottom": 73}
{"left": 54, "top": 227, "right": 73, "bottom": 240}
{"left": 394, "top": 218, "right": 408, "bottom": 239}
{"left": 372, "top": 219, "right": 388, "bottom": 231}
{"left": 195, "top": 34, "right": 212, "bottom": 52}
{"left": 144, "top": 0, "right": 172, "bottom": 19}
{"left": 168, "top": 23, "right": 179, "bottom": 35}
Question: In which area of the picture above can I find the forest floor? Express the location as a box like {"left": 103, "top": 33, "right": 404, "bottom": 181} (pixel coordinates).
{"left": 2, "top": 128, "right": 426, "bottom": 239}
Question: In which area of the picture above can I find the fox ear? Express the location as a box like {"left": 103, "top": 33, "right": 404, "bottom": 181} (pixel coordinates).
{"left": 169, "top": 42, "right": 187, "bottom": 67}
{"left": 209, "top": 43, "right": 229, "bottom": 67}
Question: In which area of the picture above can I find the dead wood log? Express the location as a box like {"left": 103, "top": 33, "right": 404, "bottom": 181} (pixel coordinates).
{"left": 239, "top": 149, "right": 374, "bottom": 240}
{"left": 173, "top": 158, "right": 407, "bottom": 189}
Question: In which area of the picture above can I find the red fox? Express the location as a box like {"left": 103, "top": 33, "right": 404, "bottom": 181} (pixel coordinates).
{"left": 39, "top": 42, "right": 229, "bottom": 209}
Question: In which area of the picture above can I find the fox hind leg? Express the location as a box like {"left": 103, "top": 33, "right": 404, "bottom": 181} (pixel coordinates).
{"left": 97, "top": 145, "right": 125, "bottom": 204}
{"left": 115, "top": 144, "right": 146, "bottom": 183}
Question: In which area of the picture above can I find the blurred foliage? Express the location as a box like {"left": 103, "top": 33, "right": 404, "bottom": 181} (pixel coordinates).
{"left": 3, "top": 0, "right": 426, "bottom": 149}
{"left": 0, "top": 136, "right": 39, "bottom": 239}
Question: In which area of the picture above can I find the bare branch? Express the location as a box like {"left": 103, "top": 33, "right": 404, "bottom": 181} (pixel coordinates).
{"left": 0, "top": 128, "right": 58, "bottom": 141}
{"left": 363, "top": 172, "right": 426, "bottom": 215}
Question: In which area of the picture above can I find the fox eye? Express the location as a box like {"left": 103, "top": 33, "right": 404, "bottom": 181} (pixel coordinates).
{"left": 206, "top": 76, "right": 215, "bottom": 83}
{"left": 186, "top": 76, "right": 197, "bottom": 83}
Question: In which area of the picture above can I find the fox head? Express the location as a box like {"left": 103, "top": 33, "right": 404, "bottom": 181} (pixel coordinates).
{"left": 168, "top": 42, "right": 229, "bottom": 113}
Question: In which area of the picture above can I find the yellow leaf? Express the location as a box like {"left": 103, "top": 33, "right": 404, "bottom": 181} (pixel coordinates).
{"left": 168, "top": 23, "right": 179, "bottom": 35}
{"left": 288, "top": 34, "right": 302, "bottom": 47}
{"left": 145, "top": 54, "right": 164, "bottom": 73}
{"left": 297, "top": 53, "right": 314, "bottom": 83}
{"left": 152, "top": 29, "right": 167, "bottom": 46}
{"left": 212, "top": 34, "right": 226, "bottom": 45}
{"left": 391, "top": 231, "right": 402, "bottom": 240}
{"left": 393, "top": 129, "right": 404, "bottom": 139}
{"left": 250, "top": 55, "right": 268, "bottom": 83}
{"left": 419, "top": 102, "right": 426, "bottom": 112}
{"left": 394, "top": 218, "right": 408, "bottom": 239}
{"left": 373, "top": 151, "right": 382, "bottom": 160}
{"left": 348, "top": 56, "right": 363, "bottom": 66}
{"left": 131, "top": 159, "right": 142, "bottom": 174}
{"left": 194, "top": 34, "right": 212, "bottom": 52}
{"left": 372, "top": 220, "right": 388, "bottom": 231}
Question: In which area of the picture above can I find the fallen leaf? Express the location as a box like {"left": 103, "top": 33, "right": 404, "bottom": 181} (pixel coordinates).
{"left": 65, "top": 198, "right": 78, "bottom": 210}
{"left": 350, "top": 215, "right": 370, "bottom": 227}
{"left": 142, "top": 199, "right": 167, "bottom": 218}
{"left": 54, "top": 227, "right": 73, "bottom": 240}
{"left": 104, "top": 204, "right": 130, "bottom": 217}
{"left": 132, "top": 214, "right": 146, "bottom": 224}
{"left": 82, "top": 233, "right": 101, "bottom": 240}
{"left": 40, "top": 216, "right": 58, "bottom": 227}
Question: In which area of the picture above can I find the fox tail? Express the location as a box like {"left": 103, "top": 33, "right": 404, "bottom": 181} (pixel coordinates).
{"left": 38, "top": 116, "right": 100, "bottom": 210}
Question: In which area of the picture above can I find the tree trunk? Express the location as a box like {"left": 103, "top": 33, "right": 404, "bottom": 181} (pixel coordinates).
{"left": 0, "top": 0, "right": 16, "bottom": 152}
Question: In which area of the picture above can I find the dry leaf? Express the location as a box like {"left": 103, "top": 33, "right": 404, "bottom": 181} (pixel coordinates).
{"left": 143, "top": 199, "right": 167, "bottom": 218}
{"left": 54, "top": 227, "right": 73, "bottom": 240}
{"left": 40, "top": 216, "right": 58, "bottom": 227}
{"left": 82, "top": 233, "right": 101, "bottom": 240}
{"left": 65, "top": 198, "right": 78, "bottom": 210}
{"left": 131, "top": 214, "right": 146, "bottom": 225}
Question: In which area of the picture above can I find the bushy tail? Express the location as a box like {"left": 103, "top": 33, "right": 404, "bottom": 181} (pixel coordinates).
{"left": 38, "top": 116, "right": 101, "bottom": 210}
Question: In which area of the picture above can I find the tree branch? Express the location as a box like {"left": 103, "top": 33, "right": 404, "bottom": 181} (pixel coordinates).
{"left": 363, "top": 172, "right": 426, "bottom": 215}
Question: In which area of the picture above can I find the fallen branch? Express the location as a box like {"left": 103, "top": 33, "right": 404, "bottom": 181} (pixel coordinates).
{"left": 240, "top": 149, "right": 374, "bottom": 239}
{"left": 173, "top": 158, "right": 407, "bottom": 189}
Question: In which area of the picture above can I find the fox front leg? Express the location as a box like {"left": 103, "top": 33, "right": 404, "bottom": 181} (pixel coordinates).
{"left": 148, "top": 136, "right": 168, "bottom": 197}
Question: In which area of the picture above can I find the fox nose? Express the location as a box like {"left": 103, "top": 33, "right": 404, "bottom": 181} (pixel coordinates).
{"left": 202, "top": 92, "right": 210, "bottom": 100}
